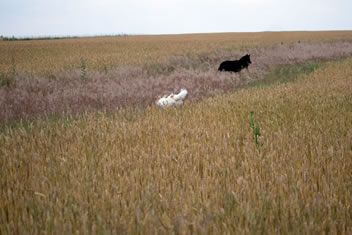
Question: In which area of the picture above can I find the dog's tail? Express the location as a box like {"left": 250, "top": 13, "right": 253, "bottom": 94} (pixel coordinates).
{"left": 173, "top": 89, "right": 188, "bottom": 102}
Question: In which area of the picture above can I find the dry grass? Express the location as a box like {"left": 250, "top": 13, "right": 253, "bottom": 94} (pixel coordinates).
{"left": 1, "top": 55, "right": 352, "bottom": 234}
{"left": 1, "top": 31, "right": 352, "bottom": 75}
{"left": 2, "top": 39, "right": 352, "bottom": 125}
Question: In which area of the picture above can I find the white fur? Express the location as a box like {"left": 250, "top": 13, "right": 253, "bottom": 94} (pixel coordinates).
{"left": 155, "top": 89, "right": 188, "bottom": 107}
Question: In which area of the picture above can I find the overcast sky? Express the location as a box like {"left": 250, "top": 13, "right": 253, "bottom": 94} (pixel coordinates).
{"left": 1, "top": 0, "right": 351, "bottom": 37}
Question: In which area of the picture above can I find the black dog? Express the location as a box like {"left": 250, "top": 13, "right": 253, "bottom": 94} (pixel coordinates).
{"left": 218, "top": 54, "right": 251, "bottom": 72}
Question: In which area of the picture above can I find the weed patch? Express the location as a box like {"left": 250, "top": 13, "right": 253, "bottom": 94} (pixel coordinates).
{"left": 0, "top": 73, "right": 14, "bottom": 87}
{"left": 245, "top": 62, "right": 324, "bottom": 88}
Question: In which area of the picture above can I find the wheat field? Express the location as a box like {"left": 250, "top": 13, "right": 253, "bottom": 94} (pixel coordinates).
{"left": 2, "top": 32, "right": 352, "bottom": 124}
{"left": 1, "top": 31, "right": 352, "bottom": 75}
{"left": 1, "top": 32, "right": 352, "bottom": 234}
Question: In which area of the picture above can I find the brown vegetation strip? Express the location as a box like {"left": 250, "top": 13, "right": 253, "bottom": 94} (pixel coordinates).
{"left": 2, "top": 31, "right": 352, "bottom": 75}
{"left": 1, "top": 41, "right": 352, "bottom": 124}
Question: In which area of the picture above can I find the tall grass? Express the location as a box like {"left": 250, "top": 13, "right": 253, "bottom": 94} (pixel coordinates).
{"left": 1, "top": 31, "right": 352, "bottom": 75}
{"left": 1, "top": 57, "right": 351, "bottom": 234}
{"left": 1, "top": 40, "right": 352, "bottom": 125}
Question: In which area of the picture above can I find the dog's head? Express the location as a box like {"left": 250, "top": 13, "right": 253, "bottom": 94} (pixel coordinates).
{"left": 241, "top": 54, "right": 251, "bottom": 65}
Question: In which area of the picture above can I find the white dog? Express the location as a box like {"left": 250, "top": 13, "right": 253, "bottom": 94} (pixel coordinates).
{"left": 155, "top": 89, "right": 188, "bottom": 108}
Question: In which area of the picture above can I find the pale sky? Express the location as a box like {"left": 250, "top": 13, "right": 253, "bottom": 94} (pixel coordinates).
{"left": 1, "top": 0, "right": 351, "bottom": 37}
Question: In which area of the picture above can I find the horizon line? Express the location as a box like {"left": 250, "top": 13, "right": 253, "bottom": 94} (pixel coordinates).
{"left": 1, "top": 29, "right": 352, "bottom": 41}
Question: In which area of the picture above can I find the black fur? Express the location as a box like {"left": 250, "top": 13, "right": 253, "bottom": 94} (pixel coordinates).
{"left": 218, "top": 54, "right": 251, "bottom": 72}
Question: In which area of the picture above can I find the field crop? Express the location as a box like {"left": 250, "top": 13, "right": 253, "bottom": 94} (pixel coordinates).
{"left": 1, "top": 32, "right": 352, "bottom": 234}
{"left": 2, "top": 36, "right": 352, "bottom": 125}
{"left": 1, "top": 55, "right": 352, "bottom": 233}
{"left": 1, "top": 31, "right": 352, "bottom": 75}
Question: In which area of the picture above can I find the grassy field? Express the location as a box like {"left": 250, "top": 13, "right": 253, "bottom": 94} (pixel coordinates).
{"left": 1, "top": 32, "right": 352, "bottom": 234}
{"left": 1, "top": 57, "right": 352, "bottom": 234}
{"left": 2, "top": 31, "right": 352, "bottom": 124}
{"left": 1, "top": 31, "right": 352, "bottom": 75}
